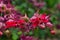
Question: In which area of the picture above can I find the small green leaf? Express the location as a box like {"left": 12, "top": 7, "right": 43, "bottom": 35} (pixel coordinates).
{"left": 29, "top": 31, "right": 33, "bottom": 36}
{"left": 17, "top": 31, "right": 22, "bottom": 35}
{"left": 12, "top": 34, "right": 18, "bottom": 40}
{"left": 50, "top": 15, "right": 57, "bottom": 24}
{"left": 33, "top": 27, "right": 40, "bottom": 37}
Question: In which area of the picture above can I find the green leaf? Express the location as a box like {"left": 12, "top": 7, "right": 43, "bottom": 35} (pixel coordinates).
{"left": 33, "top": 27, "right": 46, "bottom": 38}
{"left": 17, "top": 31, "right": 22, "bottom": 35}
{"left": 50, "top": 15, "right": 57, "bottom": 24}
{"left": 33, "top": 27, "right": 39, "bottom": 37}
{"left": 45, "top": 0, "right": 57, "bottom": 8}
{"left": 12, "top": 34, "right": 18, "bottom": 40}
{"left": 29, "top": 31, "right": 33, "bottom": 36}
{"left": 39, "top": 29, "right": 46, "bottom": 38}
{"left": 9, "top": 28, "right": 19, "bottom": 40}
{"left": 27, "top": 8, "right": 34, "bottom": 18}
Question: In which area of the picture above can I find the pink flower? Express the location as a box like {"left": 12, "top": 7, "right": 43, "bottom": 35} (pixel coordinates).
{"left": 46, "top": 22, "right": 53, "bottom": 28}
{"left": 50, "top": 30, "right": 56, "bottom": 35}
{"left": 0, "top": 17, "right": 4, "bottom": 21}
{"left": 6, "top": 3, "right": 14, "bottom": 8}
{"left": 0, "top": 1, "right": 6, "bottom": 7}
{"left": 39, "top": 23, "right": 45, "bottom": 29}
{"left": 0, "top": 31, "right": 3, "bottom": 36}
{"left": 39, "top": 2, "right": 45, "bottom": 8}
{"left": 0, "top": 22, "right": 5, "bottom": 28}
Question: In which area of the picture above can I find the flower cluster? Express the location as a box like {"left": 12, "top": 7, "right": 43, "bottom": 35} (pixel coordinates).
{"left": 0, "top": 0, "right": 22, "bottom": 35}
{"left": 0, "top": 0, "right": 55, "bottom": 38}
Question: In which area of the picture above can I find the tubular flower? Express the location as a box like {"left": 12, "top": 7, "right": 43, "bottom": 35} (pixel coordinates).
{"left": 0, "top": 31, "right": 3, "bottom": 36}
{"left": 30, "top": 17, "right": 39, "bottom": 28}
{"left": 46, "top": 22, "right": 53, "bottom": 28}
{"left": 39, "top": 14, "right": 49, "bottom": 23}
{"left": 5, "top": 20, "right": 17, "bottom": 28}
{"left": 17, "top": 19, "right": 26, "bottom": 28}
{"left": 30, "top": 13, "right": 51, "bottom": 29}
{"left": 50, "top": 30, "right": 56, "bottom": 35}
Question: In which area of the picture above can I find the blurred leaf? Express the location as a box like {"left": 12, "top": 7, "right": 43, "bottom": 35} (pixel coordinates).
{"left": 0, "top": 35, "right": 8, "bottom": 40}
{"left": 39, "top": 29, "right": 46, "bottom": 38}
{"left": 34, "top": 27, "right": 39, "bottom": 37}
{"left": 27, "top": 8, "right": 34, "bottom": 18}
{"left": 34, "top": 27, "right": 46, "bottom": 38}
{"left": 29, "top": 31, "right": 33, "bottom": 36}
{"left": 17, "top": 31, "right": 22, "bottom": 35}
{"left": 50, "top": 15, "right": 57, "bottom": 24}
{"left": 9, "top": 28, "right": 19, "bottom": 40}
{"left": 12, "top": 34, "right": 18, "bottom": 40}
{"left": 45, "top": 0, "right": 57, "bottom": 8}
{"left": 58, "top": 0, "right": 60, "bottom": 3}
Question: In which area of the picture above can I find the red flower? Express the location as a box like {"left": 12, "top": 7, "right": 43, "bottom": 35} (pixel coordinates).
{"left": 17, "top": 19, "right": 25, "bottom": 28}
{"left": 18, "top": 19, "right": 25, "bottom": 25}
{"left": 39, "top": 14, "right": 49, "bottom": 23}
{"left": 5, "top": 21, "right": 17, "bottom": 28}
{"left": 40, "top": 14, "right": 46, "bottom": 19}
{"left": 30, "top": 17, "right": 39, "bottom": 28}
{"left": 42, "top": 19, "right": 49, "bottom": 23}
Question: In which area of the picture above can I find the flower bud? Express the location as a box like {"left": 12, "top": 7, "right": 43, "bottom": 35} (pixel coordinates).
{"left": 4, "top": 30, "right": 11, "bottom": 37}
{"left": 39, "top": 24, "right": 45, "bottom": 29}
{"left": 0, "top": 31, "right": 3, "bottom": 36}
{"left": 46, "top": 22, "right": 53, "bottom": 28}
{"left": 5, "top": 30, "right": 10, "bottom": 34}
{"left": 50, "top": 30, "right": 56, "bottom": 35}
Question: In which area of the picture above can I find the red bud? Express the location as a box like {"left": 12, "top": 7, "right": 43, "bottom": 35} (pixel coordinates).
{"left": 0, "top": 31, "right": 3, "bottom": 36}
{"left": 50, "top": 30, "right": 55, "bottom": 35}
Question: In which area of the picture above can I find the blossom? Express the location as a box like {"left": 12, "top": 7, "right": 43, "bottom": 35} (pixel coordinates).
{"left": 0, "top": 31, "right": 3, "bottom": 36}
{"left": 18, "top": 19, "right": 25, "bottom": 25}
{"left": 39, "top": 14, "right": 49, "bottom": 23}
{"left": 17, "top": 19, "right": 26, "bottom": 28}
{"left": 0, "top": 17, "right": 4, "bottom": 21}
{"left": 0, "top": 22, "right": 5, "bottom": 29}
{"left": 0, "top": 0, "right": 55, "bottom": 38}
{"left": 50, "top": 30, "right": 56, "bottom": 35}
{"left": 30, "top": 17, "right": 39, "bottom": 28}
{"left": 39, "top": 23, "right": 45, "bottom": 29}
{"left": 46, "top": 22, "right": 53, "bottom": 28}
{"left": 6, "top": 3, "right": 14, "bottom": 8}
{"left": 5, "top": 20, "right": 17, "bottom": 28}
{"left": 0, "top": 1, "right": 6, "bottom": 7}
